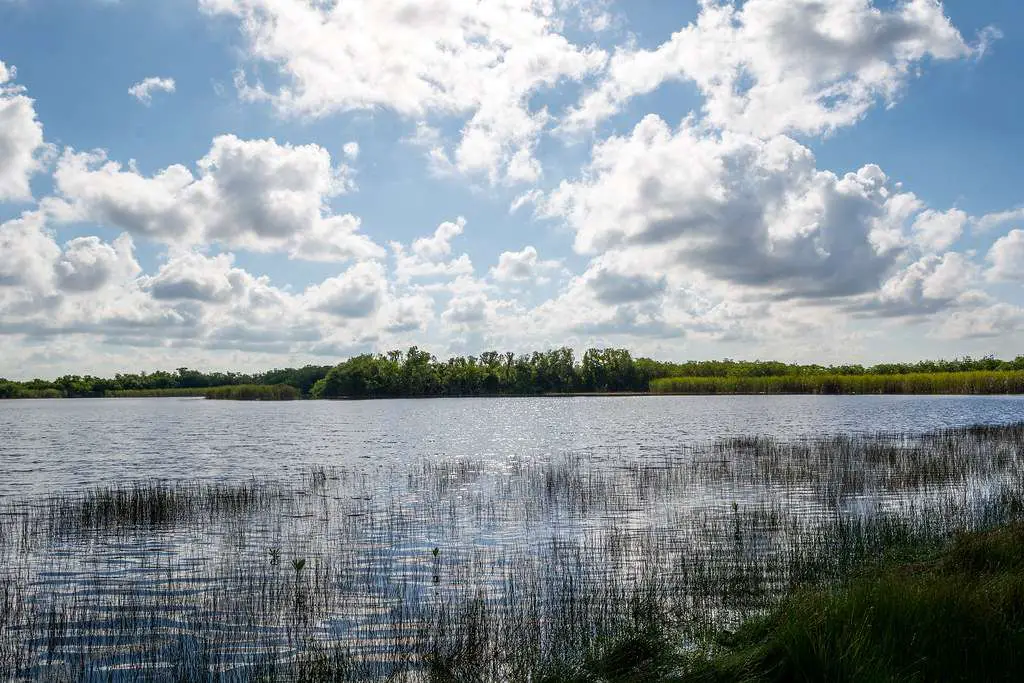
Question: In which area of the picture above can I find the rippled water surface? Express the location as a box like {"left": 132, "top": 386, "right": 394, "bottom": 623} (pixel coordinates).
{"left": 1, "top": 396, "right": 1023, "bottom": 680}
{"left": 3, "top": 395, "right": 1023, "bottom": 495}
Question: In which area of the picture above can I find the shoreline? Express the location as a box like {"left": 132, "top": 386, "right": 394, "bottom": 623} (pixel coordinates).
{"left": 5, "top": 389, "right": 1024, "bottom": 401}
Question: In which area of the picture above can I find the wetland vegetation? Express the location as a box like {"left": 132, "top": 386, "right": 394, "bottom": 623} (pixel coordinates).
{"left": 204, "top": 385, "right": 301, "bottom": 401}
{"left": 3, "top": 348, "right": 1024, "bottom": 399}
{"left": 3, "top": 421, "right": 1024, "bottom": 680}
{"left": 651, "top": 369, "right": 1024, "bottom": 395}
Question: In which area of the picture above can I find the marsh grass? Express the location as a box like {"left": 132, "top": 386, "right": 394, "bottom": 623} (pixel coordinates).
{"left": 651, "top": 370, "right": 1024, "bottom": 395}
{"left": 105, "top": 387, "right": 213, "bottom": 398}
{"left": 1, "top": 424, "right": 1023, "bottom": 680}
{"left": 645, "top": 522, "right": 1024, "bottom": 683}
{"left": 205, "top": 385, "right": 301, "bottom": 401}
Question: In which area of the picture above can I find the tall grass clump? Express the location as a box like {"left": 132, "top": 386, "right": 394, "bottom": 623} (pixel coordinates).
{"left": 668, "top": 523, "right": 1024, "bottom": 682}
{"left": 651, "top": 370, "right": 1024, "bottom": 395}
{"left": 205, "top": 384, "right": 300, "bottom": 400}
{"left": 0, "top": 382, "right": 62, "bottom": 398}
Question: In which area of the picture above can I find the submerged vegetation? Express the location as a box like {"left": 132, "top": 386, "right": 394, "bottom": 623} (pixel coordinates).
{"left": 3, "top": 348, "right": 1024, "bottom": 399}
{"left": 2, "top": 423, "right": 1024, "bottom": 679}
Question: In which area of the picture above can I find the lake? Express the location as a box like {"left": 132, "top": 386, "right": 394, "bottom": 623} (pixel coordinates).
{"left": 1, "top": 395, "right": 1023, "bottom": 680}
{"left": 3, "top": 394, "right": 1023, "bottom": 496}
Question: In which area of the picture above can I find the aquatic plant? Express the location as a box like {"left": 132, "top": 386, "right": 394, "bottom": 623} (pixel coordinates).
{"left": 0, "top": 425, "right": 1022, "bottom": 679}
{"left": 205, "top": 384, "right": 301, "bottom": 400}
{"left": 651, "top": 370, "right": 1024, "bottom": 395}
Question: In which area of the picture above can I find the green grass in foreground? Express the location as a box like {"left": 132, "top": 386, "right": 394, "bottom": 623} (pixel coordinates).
{"left": 559, "top": 523, "right": 1024, "bottom": 682}
{"left": 204, "top": 384, "right": 300, "bottom": 400}
{"left": 650, "top": 370, "right": 1024, "bottom": 395}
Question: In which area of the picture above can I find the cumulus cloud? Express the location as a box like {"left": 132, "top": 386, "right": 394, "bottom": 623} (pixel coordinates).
{"left": 935, "top": 303, "right": 1024, "bottom": 340}
{"left": 199, "top": 0, "right": 606, "bottom": 184}
{"left": 436, "top": 275, "right": 516, "bottom": 334}
{"left": 128, "top": 76, "right": 176, "bottom": 105}
{"left": 563, "top": 0, "right": 981, "bottom": 137}
{"left": 0, "top": 60, "right": 47, "bottom": 202}
{"left": 56, "top": 234, "right": 140, "bottom": 292}
{"left": 49, "top": 135, "right": 382, "bottom": 261}
{"left": 912, "top": 208, "right": 967, "bottom": 252}
{"left": 490, "top": 245, "right": 561, "bottom": 283}
{"left": 412, "top": 216, "right": 464, "bottom": 261}
{"left": 143, "top": 251, "right": 241, "bottom": 302}
{"left": 442, "top": 293, "right": 488, "bottom": 326}
{"left": 587, "top": 266, "right": 666, "bottom": 306}
{"left": 305, "top": 261, "right": 388, "bottom": 318}
{"left": 855, "top": 252, "right": 983, "bottom": 317}
{"left": 986, "top": 230, "right": 1024, "bottom": 282}
{"left": 0, "top": 213, "right": 194, "bottom": 340}
{"left": 0, "top": 212, "right": 60, "bottom": 294}
{"left": 391, "top": 217, "right": 474, "bottom": 283}
{"left": 543, "top": 115, "right": 924, "bottom": 301}
{"left": 382, "top": 292, "right": 434, "bottom": 333}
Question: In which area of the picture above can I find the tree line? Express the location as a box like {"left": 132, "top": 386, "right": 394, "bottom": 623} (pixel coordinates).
{"left": 0, "top": 365, "right": 332, "bottom": 399}
{"left": 1, "top": 349, "right": 1022, "bottom": 399}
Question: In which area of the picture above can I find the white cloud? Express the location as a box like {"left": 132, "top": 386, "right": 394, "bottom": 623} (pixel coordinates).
{"left": 0, "top": 211, "right": 60, "bottom": 295}
{"left": 0, "top": 213, "right": 190, "bottom": 340}
{"left": 391, "top": 217, "right": 474, "bottom": 284}
{"left": 442, "top": 293, "right": 489, "bottom": 326}
{"left": 911, "top": 208, "right": 967, "bottom": 252}
{"left": 412, "top": 216, "right": 464, "bottom": 261}
{"left": 56, "top": 234, "right": 140, "bottom": 292}
{"left": 0, "top": 60, "right": 47, "bottom": 202}
{"left": 861, "top": 251, "right": 982, "bottom": 317}
{"left": 199, "top": 0, "right": 607, "bottom": 184}
{"left": 342, "top": 141, "right": 360, "bottom": 160}
{"left": 542, "top": 115, "right": 922, "bottom": 301}
{"left": 935, "top": 303, "right": 1024, "bottom": 340}
{"left": 49, "top": 135, "right": 382, "bottom": 261}
{"left": 305, "top": 260, "right": 388, "bottom": 318}
{"left": 986, "top": 229, "right": 1024, "bottom": 282}
{"left": 509, "top": 189, "right": 543, "bottom": 214}
{"left": 382, "top": 292, "right": 434, "bottom": 333}
{"left": 490, "top": 245, "right": 561, "bottom": 283}
{"left": 142, "top": 251, "right": 241, "bottom": 303}
{"left": 973, "top": 208, "right": 1024, "bottom": 233}
{"left": 563, "top": 0, "right": 979, "bottom": 137}
{"left": 128, "top": 76, "right": 176, "bottom": 105}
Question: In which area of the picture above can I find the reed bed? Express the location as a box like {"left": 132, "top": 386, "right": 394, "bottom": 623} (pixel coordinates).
{"left": 650, "top": 370, "right": 1024, "bottom": 394}
{"left": 205, "top": 385, "right": 301, "bottom": 401}
{"left": 1, "top": 424, "right": 1023, "bottom": 680}
{"left": 104, "top": 387, "right": 213, "bottom": 398}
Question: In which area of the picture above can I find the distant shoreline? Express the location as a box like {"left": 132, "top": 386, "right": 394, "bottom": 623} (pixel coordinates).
{"left": 4, "top": 351, "right": 1023, "bottom": 400}
{"left": 5, "top": 388, "right": 1024, "bottom": 401}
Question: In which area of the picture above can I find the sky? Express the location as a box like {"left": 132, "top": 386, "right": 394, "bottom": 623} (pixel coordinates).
{"left": 1, "top": 0, "right": 1023, "bottom": 379}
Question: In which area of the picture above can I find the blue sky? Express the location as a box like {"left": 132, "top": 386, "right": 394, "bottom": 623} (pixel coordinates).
{"left": 1, "top": 0, "right": 1022, "bottom": 378}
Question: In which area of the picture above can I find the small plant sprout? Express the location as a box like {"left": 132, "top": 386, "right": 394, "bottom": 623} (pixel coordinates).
{"left": 432, "top": 547, "right": 440, "bottom": 558}
{"left": 292, "top": 558, "right": 306, "bottom": 574}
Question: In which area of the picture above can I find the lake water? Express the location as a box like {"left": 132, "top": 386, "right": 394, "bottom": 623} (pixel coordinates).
{"left": 2, "top": 395, "right": 1024, "bottom": 679}
{"left": 2, "top": 394, "right": 1023, "bottom": 496}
